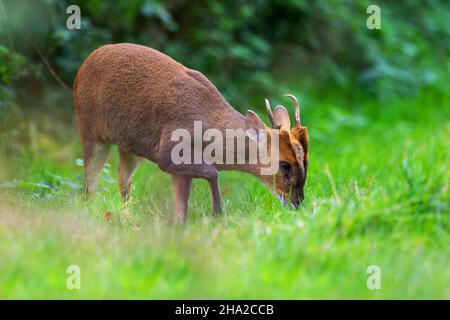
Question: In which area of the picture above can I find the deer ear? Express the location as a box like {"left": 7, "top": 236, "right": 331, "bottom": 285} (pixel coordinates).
{"left": 291, "top": 126, "right": 308, "bottom": 158}
{"left": 246, "top": 110, "right": 266, "bottom": 142}
{"left": 273, "top": 105, "right": 291, "bottom": 131}
{"left": 246, "top": 110, "right": 265, "bottom": 130}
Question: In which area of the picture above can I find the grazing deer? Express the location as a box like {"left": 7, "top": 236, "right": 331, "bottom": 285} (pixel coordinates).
{"left": 73, "top": 43, "right": 308, "bottom": 220}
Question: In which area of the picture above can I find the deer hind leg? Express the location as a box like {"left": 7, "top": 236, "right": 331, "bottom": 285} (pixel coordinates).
{"left": 83, "top": 141, "right": 110, "bottom": 198}
{"left": 171, "top": 174, "right": 193, "bottom": 222}
{"left": 118, "top": 149, "right": 142, "bottom": 201}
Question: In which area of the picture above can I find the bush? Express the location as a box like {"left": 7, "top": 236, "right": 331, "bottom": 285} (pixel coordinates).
{"left": 0, "top": 0, "right": 448, "bottom": 108}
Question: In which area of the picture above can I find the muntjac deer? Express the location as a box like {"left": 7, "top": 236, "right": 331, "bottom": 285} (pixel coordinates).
{"left": 73, "top": 43, "right": 309, "bottom": 221}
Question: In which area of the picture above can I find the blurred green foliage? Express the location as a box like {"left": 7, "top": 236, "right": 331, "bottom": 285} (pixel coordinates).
{"left": 0, "top": 0, "right": 449, "bottom": 108}
{"left": 0, "top": 1, "right": 449, "bottom": 299}
{"left": 0, "top": 46, "right": 30, "bottom": 109}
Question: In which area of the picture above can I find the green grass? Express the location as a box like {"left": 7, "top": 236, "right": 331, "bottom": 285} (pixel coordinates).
{"left": 0, "top": 88, "right": 449, "bottom": 299}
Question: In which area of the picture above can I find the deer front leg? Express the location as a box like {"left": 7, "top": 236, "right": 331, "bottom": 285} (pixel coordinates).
{"left": 163, "top": 162, "right": 222, "bottom": 219}
{"left": 158, "top": 143, "right": 222, "bottom": 218}
{"left": 209, "top": 175, "right": 222, "bottom": 215}
{"left": 171, "top": 174, "right": 192, "bottom": 222}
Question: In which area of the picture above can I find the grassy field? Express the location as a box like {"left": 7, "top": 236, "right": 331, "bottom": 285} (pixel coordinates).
{"left": 0, "top": 88, "right": 449, "bottom": 299}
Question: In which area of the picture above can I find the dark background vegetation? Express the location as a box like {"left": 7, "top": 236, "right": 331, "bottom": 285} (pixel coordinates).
{"left": 1, "top": 0, "right": 449, "bottom": 111}
{"left": 0, "top": 1, "right": 449, "bottom": 299}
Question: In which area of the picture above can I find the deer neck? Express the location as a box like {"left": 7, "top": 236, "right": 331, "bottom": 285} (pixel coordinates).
{"left": 211, "top": 108, "right": 274, "bottom": 180}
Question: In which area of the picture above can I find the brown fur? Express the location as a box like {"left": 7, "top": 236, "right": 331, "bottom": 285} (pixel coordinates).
{"left": 73, "top": 43, "right": 309, "bottom": 219}
{"left": 291, "top": 126, "right": 309, "bottom": 162}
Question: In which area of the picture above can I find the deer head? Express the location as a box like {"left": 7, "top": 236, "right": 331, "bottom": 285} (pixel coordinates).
{"left": 245, "top": 94, "right": 309, "bottom": 208}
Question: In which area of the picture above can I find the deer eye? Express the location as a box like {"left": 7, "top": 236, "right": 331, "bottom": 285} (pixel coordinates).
{"left": 279, "top": 161, "right": 291, "bottom": 172}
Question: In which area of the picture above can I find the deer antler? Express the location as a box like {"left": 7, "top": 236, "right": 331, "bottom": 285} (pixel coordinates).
{"left": 265, "top": 98, "right": 279, "bottom": 129}
{"left": 284, "top": 94, "right": 300, "bottom": 126}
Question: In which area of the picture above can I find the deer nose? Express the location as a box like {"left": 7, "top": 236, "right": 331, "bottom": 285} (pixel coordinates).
{"left": 291, "top": 191, "right": 304, "bottom": 209}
